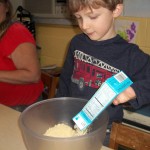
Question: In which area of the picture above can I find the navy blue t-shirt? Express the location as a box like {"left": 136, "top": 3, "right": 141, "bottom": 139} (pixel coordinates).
{"left": 56, "top": 34, "right": 150, "bottom": 124}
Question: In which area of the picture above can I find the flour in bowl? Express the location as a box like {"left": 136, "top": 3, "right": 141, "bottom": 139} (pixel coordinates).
{"left": 44, "top": 123, "right": 87, "bottom": 137}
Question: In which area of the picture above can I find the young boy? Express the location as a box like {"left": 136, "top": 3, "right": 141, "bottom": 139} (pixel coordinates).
{"left": 56, "top": 0, "right": 150, "bottom": 145}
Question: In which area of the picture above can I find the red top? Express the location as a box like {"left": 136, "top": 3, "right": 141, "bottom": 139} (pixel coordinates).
{"left": 0, "top": 22, "right": 43, "bottom": 106}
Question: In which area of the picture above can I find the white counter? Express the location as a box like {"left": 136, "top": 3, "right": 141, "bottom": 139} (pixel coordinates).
{"left": 123, "top": 106, "right": 150, "bottom": 132}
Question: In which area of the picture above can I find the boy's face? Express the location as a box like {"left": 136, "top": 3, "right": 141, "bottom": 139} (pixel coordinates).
{"left": 74, "top": 5, "right": 122, "bottom": 41}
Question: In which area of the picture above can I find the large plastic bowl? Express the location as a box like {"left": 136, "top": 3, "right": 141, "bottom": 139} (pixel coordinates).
{"left": 19, "top": 97, "right": 109, "bottom": 150}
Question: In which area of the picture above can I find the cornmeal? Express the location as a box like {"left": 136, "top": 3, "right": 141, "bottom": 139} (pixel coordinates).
{"left": 44, "top": 123, "right": 87, "bottom": 137}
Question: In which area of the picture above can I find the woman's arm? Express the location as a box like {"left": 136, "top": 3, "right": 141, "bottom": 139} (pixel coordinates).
{"left": 0, "top": 42, "right": 41, "bottom": 84}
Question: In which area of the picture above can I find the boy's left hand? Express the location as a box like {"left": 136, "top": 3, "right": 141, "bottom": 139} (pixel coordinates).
{"left": 113, "top": 87, "right": 136, "bottom": 105}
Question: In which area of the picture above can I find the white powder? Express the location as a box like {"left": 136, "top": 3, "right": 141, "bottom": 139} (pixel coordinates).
{"left": 44, "top": 123, "right": 87, "bottom": 138}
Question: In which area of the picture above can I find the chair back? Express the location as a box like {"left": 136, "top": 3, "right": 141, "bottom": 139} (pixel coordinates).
{"left": 109, "top": 122, "right": 150, "bottom": 150}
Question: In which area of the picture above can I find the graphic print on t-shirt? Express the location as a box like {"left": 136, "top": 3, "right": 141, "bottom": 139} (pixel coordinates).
{"left": 71, "top": 50, "right": 120, "bottom": 89}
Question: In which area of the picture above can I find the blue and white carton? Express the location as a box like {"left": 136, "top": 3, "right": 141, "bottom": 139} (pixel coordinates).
{"left": 72, "top": 71, "right": 133, "bottom": 130}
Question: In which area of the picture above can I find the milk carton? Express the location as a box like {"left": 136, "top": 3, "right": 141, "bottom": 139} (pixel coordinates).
{"left": 73, "top": 71, "right": 133, "bottom": 130}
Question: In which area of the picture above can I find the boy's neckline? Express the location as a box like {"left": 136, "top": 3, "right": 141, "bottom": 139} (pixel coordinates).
{"left": 84, "top": 34, "right": 121, "bottom": 45}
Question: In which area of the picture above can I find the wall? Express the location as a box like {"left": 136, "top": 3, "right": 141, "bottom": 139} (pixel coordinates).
{"left": 117, "top": 17, "right": 150, "bottom": 54}
{"left": 36, "top": 17, "right": 150, "bottom": 67}
{"left": 123, "top": 0, "right": 150, "bottom": 17}
{"left": 11, "top": 0, "right": 23, "bottom": 13}
{"left": 36, "top": 25, "right": 81, "bottom": 67}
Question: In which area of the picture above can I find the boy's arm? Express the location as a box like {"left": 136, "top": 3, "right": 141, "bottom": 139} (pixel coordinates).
{"left": 113, "top": 86, "right": 136, "bottom": 105}
{"left": 116, "top": 46, "right": 150, "bottom": 109}
{"left": 56, "top": 43, "right": 75, "bottom": 97}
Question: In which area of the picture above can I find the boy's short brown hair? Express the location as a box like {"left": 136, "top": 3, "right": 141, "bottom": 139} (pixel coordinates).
{"left": 68, "top": 0, "right": 123, "bottom": 14}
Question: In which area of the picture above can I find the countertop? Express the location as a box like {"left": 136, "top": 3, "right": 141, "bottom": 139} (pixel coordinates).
{"left": 123, "top": 105, "right": 150, "bottom": 131}
{"left": 0, "top": 104, "right": 112, "bottom": 150}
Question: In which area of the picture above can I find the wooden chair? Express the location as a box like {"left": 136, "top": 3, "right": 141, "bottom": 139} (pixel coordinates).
{"left": 109, "top": 122, "right": 150, "bottom": 150}
{"left": 41, "top": 67, "right": 61, "bottom": 99}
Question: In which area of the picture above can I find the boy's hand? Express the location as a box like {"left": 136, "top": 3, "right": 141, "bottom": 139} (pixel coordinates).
{"left": 113, "top": 87, "right": 136, "bottom": 105}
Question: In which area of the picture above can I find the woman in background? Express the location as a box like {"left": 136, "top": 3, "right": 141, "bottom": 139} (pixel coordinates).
{"left": 0, "top": 0, "right": 43, "bottom": 111}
